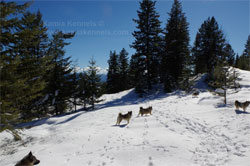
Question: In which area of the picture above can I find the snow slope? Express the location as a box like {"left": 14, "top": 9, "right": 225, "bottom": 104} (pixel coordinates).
{"left": 0, "top": 68, "right": 250, "bottom": 166}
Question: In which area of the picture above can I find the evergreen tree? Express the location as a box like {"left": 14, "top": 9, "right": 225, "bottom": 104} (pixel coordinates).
{"left": 46, "top": 31, "right": 75, "bottom": 115}
{"left": 78, "top": 72, "right": 89, "bottom": 110}
{"left": 106, "top": 51, "right": 120, "bottom": 93}
{"left": 158, "top": 35, "right": 166, "bottom": 83}
{"left": 129, "top": 53, "right": 148, "bottom": 95}
{"left": 0, "top": 1, "right": 78, "bottom": 132}
{"left": 128, "top": 54, "right": 138, "bottom": 89}
{"left": 131, "top": 0, "right": 162, "bottom": 95}
{"left": 13, "top": 11, "right": 50, "bottom": 120}
{"left": 238, "top": 35, "right": 250, "bottom": 70}
{"left": 192, "top": 17, "right": 226, "bottom": 75}
{"left": 161, "top": 0, "right": 190, "bottom": 92}
{"left": 0, "top": 1, "right": 50, "bottom": 131}
{"left": 212, "top": 63, "right": 238, "bottom": 104}
{"left": 70, "top": 67, "right": 81, "bottom": 112}
{"left": 222, "top": 43, "right": 235, "bottom": 66}
{"left": 234, "top": 54, "right": 240, "bottom": 68}
{"left": 85, "top": 58, "right": 102, "bottom": 109}
{"left": 118, "top": 48, "right": 130, "bottom": 91}
{"left": 179, "top": 52, "right": 192, "bottom": 92}
{"left": 243, "top": 35, "right": 250, "bottom": 70}
{"left": 237, "top": 55, "right": 249, "bottom": 70}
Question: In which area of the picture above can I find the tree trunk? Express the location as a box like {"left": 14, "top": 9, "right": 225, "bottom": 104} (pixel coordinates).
{"left": 224, "top": 89, "right": 227, "bottom": 104}
{"left": 74, "top": 100, "right": 77, "bottom": 112}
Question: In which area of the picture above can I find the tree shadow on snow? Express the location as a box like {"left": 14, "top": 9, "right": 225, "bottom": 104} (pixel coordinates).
{"left": 240, "top": 85, "right": 250, "bottom": 89}
{"left": 235, "top": 109, "right": 250, "bottom": 115}
{"left": 56, "top": 113, "right": 83, "bottom": 125}
{"left": 215, "top": 103, "right": 234, "bottom": 108}
{"left": 97, "top": 88, "right": 189, "bottom": 110}
{"left": 17, "top": 111, "right": 86, "bottom": 128}
{"left": 16, "top": 86, "right": 196, "bottom": 129}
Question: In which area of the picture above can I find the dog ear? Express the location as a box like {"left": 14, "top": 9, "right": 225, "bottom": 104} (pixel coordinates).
{"left": 29, "top": 151, "right": 33, "bottom": 156}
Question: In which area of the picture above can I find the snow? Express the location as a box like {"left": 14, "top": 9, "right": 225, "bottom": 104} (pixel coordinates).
{"left": 1, "top": 68, "right": 250, "bottom": 166}
{"left": 215, "top": 88, "right": 224, "bottom": 94}
{"left": 191, "top": 73, "right": 209, "bottom": 91}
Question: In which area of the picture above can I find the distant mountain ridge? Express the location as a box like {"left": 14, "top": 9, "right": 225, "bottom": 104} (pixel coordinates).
{"left": 74, "top": 66, "right": 107, "bottom": 82}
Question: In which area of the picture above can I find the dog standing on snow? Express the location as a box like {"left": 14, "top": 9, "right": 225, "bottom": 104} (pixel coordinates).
{"left": 116, "top": 111, "right": 132, "bottom": 125}
{"left": 137, "top": 106, "right": 153, "bottom": 117}
{"left": 235, "top": 100, "right": 250, "bottom": 112}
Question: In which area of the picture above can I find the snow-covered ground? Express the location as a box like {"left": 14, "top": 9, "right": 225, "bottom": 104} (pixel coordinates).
{"left": 0, "top": 68, "right": 250, "bottom": 166}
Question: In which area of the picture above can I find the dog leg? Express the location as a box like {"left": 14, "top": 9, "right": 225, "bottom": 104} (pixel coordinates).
{"left": 119, "top": 118, "right": 122, "bottom": 125}
{"left": 116, "top": 118, "right": 120, "bottom": 125}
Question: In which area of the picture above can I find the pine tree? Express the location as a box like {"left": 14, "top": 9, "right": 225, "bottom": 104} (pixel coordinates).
{"left": 234, "top": 54, "right": 240, "bottom": 68}
{"left": 131, "top": 0, "right": 162, "bottom": 95}
{"left": 118, "top": 48, "right": 130, "bottom": 91}
{"left": 70, "top": 67, "right": 81, "bottom": 112}
{"left": 212, "top": 63, "right": 238, "bottom": 104}
{"left": 158, "top": 35, "right": 166, "bottom": 83}
{"left": 13, "top": 11, "right": 50, "bottom": 120}
{"left": 129, "top": 53, "right": 148, "bottom": 95}
{"left": 244, "top": 35, "right": 250, "bottom": 70}
{"left": 0, "top": 1, "right": 46, "bottom": 131}
{"left": 128, "top": 54, "right": 138, "bottom": 89}
{"left": 238, "top": 35, "right": 250, "bottom": 70}
{"left": 78, "top": 72, "right": 89, "bottom": 110}
{"left": 222, "top": 43, "right": 235, "bottom": 66}
{"left": 85, "top": 58, "right": 102, "bottom": 109}
{"left": 106, "top": 51, "right": 120, "bottom": 93}
{"left": 46, "top": 31, "right": 75, "bottom": 115}
{"left": 192, "top": 17, "right": 226, "bottom": 75}
{"left": 179, "top": 52, "right": 192, "bottom": 92}
{"left": 161, "top": 0, "right": 190, "bottom": 92}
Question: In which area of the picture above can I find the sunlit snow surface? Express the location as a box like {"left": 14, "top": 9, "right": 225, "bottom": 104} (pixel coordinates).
{"left": 1, "top": 68, "right": 250, "bottom": 166}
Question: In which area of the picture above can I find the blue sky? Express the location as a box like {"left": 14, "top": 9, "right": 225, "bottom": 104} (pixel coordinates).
{"left": 24, "top": 0, "right": 249, "bottom": 69}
